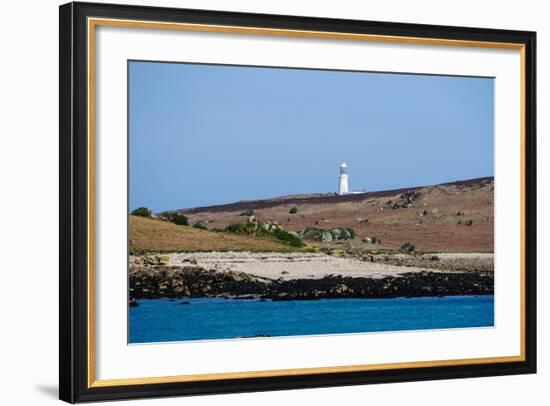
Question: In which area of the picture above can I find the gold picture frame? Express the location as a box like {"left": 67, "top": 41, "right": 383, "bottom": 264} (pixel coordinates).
{"left": 60, "top": 2, "right": 536, "bottom": 402}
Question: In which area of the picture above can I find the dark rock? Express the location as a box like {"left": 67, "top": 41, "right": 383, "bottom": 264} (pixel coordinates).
{"left": 129, "top": 264, "right": 493, "bottom": 301}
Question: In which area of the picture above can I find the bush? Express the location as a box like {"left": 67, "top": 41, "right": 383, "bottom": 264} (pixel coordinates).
{"left": 224, "top": 223, "right": 242, "bottom": 233}
{"left": 165, "top": 212, "right": 189, "bottom": 226}
{"left": 224, "top": 220, "right": 257, "bottom": 235}
{"left": 300, "top": 227, "right": 327, "bottom": 241}
{"left": 224, "top": 219, "right": 304, "bottom": 248}
{"left": 240, "top": 209, "right": 254, "bottom": 216}
{"left": 193, "top": 222, "right": 207, "bottom": 230}
{"left": 289, "top": 207, "right": 298, "bottom": 214}
{"left": 400, "top": 242, "right": 415, "bottom": 253}
{"left": 131, "top": 207, "right": 152, "bottom": 217}
{"left": 269, "top": 228, "right": 304, "bottom": 247}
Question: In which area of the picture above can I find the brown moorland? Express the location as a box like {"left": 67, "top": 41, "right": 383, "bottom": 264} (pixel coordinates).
{"left": 174, "top": 177, "right": 494, "bottom": 253}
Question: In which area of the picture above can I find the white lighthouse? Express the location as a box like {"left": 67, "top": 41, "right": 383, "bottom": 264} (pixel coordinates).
{"left": 338, "top": 162, "right": 349, "bottom": 195}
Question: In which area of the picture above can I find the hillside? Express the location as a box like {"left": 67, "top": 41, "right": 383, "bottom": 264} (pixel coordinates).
{"left": 129, "top": 215, "right": 304, "bottom": 252}
{"left": 175, "top": 177, "right": 494, "bottom": 253}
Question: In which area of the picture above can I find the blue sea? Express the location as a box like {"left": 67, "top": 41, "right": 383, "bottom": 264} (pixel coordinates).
{"left": 129, "top": 295, "right": 494, "bottom": 344}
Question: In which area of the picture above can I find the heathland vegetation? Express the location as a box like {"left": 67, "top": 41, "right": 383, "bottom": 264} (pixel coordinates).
{"left": 172, "top": 176, "right": 494, "bottom": 253}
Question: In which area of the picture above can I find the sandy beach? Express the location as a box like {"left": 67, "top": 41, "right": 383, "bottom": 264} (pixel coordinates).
{"left": 154, "top": 251, "right": 494, "bottom": 281}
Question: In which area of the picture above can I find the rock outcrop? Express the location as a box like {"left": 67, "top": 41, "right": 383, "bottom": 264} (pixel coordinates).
{"left": 299, "top": 227, "right": 355, "bottom": 242}
{"left": 129, "top": 263, "right": 493, "bottom": 300}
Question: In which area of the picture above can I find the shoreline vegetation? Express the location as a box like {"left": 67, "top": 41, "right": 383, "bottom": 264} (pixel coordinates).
{"left": 129, "top": 177, "right": 494, "bottom": 302}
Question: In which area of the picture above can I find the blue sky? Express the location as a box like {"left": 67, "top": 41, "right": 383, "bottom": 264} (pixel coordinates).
{"left": 129, "top": 61, "right": 494, "bottom": 212}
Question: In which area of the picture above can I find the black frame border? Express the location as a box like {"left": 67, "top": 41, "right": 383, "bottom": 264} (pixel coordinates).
{"left": 59, "top": 2, "right": 537, "bottom": 403}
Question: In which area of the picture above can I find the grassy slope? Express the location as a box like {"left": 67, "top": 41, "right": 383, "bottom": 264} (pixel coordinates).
{"left": 129, "top": 215, "right": 304, "bottom": 252}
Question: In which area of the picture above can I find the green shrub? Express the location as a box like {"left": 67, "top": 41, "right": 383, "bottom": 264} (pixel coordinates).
{"left": 224, "top": 223, "right": 242, "bottom": 233}
{"left": 165, "top": 212, "right": 189, "bottom": 225}
{"left": 300, "top": 227, "right": 325, "bottom": 241}
{"left": 269, "top": 228, "right": 304, "bottom": 247}
{"left": 224, "top": 219, "right": 304, "bottom": 248}
{"left": 131, "top": 207, "right": 152, "bottom": 217}
{"left": 289, "top": 207, "right": 298, "bottom": 214}
{"left": 224, "top": 220, "right": 257, "bottom": 235}
{"left": 240, "top": 209, "right": 254, "bottom": 216}
{"left": 400, "top": 242, "right": 415, "bottom": 253}
{"left": 193, "top": 222, "right": 207, "bottom": 230}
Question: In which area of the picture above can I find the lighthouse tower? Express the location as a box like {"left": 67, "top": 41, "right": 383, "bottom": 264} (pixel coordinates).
{"left": 338, "top": 162, "right": 349, "bottom": 195}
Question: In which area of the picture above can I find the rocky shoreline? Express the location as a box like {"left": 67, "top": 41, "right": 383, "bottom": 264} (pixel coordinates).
{"left": 129, "top": 253, "right": 494, "bottom": 301}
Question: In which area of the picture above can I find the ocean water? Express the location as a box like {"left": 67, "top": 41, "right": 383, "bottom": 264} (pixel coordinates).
{"left": 129, "top": 295, "right": 494, "bottom": 344}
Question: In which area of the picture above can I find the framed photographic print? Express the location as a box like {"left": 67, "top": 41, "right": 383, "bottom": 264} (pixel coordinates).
{"left": 59, "top": 1, "right": 537, "bottom": 403}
